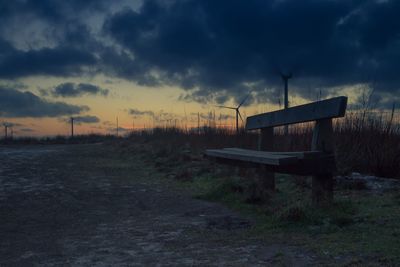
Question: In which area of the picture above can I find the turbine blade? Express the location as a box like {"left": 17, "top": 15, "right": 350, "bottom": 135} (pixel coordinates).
{"left": 238, "top": 110, "right": 244, "bottom": 122}
{"left": 215, "top": 105, "right": 236, "bottom": 110}
{"left": 238, "top": 92, "right": 251, "bottom": 108}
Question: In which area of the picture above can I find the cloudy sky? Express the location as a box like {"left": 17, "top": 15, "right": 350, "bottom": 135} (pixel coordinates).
{"left": 1, "top": 0, "right": 399, "bottom": 136}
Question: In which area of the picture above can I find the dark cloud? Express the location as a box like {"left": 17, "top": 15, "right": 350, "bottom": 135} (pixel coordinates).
{"left": 0, "top": 38, "right": 97, "bottom": 79}
{"left": 0, "top": 0, "right": 110, "bottom": 26}
{"left": 73, "top": 115, "right": 100, "bottom": 124}
{"left": 179, "top": 89, "right": 230, "bottom": 105}
{"left": 128, "top": 108, "right": 155, "bottom": 117}
{"left": 52, "top": 83, "right": 109, "bottom": 98}
{"left": 1, "top": 121, "right": 22, "bottom": 127}
{"left": 0, "top": 0, "right": 107, "bottom": 79}
{"left": 179, "top": 88, "right": 255, "bottom": 106}
{"left": 59, "top": 115, "right": 100, "bottom": 125}
{"left": 0, "top": 87, "right": 89, "bottom": 118}
{"left": 103, "top": 0, "right": 400, "bottom": 105}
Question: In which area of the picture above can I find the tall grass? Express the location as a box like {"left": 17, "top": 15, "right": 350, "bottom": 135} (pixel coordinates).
{"left": 335, "top": 110, "right": 400, "bottom": 177}
{"left": 127, "top": 109, "right": 400, "bottom": 179}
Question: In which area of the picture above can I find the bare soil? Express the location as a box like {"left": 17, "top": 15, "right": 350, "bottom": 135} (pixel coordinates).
{"left": 0, "top": 144, "right": 318, "bottom": 266}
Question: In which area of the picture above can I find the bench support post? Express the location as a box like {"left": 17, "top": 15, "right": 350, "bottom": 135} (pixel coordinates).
{"left": 258, "top": 128, "right": 275, "bottom": 191}
{"left": 311, "top": 119, "right": 333, "bottom": 206}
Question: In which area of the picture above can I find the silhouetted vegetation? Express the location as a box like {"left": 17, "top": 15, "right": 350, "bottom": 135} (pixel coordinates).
{"left": 123, "top": 109, "right": 400, "bottom": 179}
{"left": 2, "top": 110, "right": 399, "bottom": 178}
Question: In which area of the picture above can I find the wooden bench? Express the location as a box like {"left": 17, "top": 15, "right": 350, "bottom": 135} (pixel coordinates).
{"left": 205, "top": 96, "right": 348, "bottom": 206}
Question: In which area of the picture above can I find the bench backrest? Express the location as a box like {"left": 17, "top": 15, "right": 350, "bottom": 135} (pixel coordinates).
{"left": 245, "top": 96, "right": 347, "bottom": 130}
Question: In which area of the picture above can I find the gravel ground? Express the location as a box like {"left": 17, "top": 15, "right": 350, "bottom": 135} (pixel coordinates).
{"left": 0, "top": 144, "right": 317, "bottom": 266}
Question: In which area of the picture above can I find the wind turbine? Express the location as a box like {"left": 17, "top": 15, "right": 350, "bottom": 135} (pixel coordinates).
{"left": 281, "top": 72, "right": 292, "bottom": 110}
{"left": 116, "top": 116, "right": 119, "bottom": 137}
{"left": 4, "top": 124, "right": 8, "bottom": 139}
{"left": 70, "top": 117, "right": 74, "bottom": 138}
{"left": 216, "top": 93, "right": 251, "bottom": 134}
{"left": 2, "top": 122, "right": 12, "bottom": 139}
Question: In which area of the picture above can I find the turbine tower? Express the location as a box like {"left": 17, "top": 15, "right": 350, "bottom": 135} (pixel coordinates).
{"left": 116, "top": 116, "right": 119, "bottom": 137}
{"left": 4, "top": 125, "right": 8, "bottom": 139}
{"left": 281, "top": 73, "right": 292, "bottom": 134}
{"left": 70, "top": 117, "right": 74, "bottom": 138}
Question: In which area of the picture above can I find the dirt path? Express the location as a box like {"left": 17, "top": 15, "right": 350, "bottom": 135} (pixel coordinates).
{"left": 0, "top": 144, "right": 317, "bottom": 266}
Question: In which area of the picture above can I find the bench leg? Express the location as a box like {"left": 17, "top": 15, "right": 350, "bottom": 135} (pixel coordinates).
{"left": 257, "top": 128, "right": 275, "bottom": 193}
{"left": 312, "top": 173, "right": 333, "bottom": 206}
{"left": 311, "top": 119, "right": 334, "bottom": 206}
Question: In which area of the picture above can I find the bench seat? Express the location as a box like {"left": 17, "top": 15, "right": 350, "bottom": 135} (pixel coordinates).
{"left": 205, "top": 148, "right": 298, "bottom": 165}
{"left": 222, "top": 148, "right": 324, "bottom": 160}
{"left": 205, "top": 147, "right": 335, "bottom": 175}
{"left": 205, "top": 147, "right": 328, "bottom": 164}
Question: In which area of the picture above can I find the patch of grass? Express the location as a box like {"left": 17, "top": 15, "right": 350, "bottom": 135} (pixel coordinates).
{"left": 184, "top": 172, "right": 267, "bottom": 219}
{"left": 185, "top": 169, "right": 400, "bottom": 265}
{"left": 99, "top": 139, "right": 400, "bottom": 265}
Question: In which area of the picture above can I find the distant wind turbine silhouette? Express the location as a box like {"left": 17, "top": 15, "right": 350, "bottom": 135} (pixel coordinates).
{"left": 70, "top": 117, "right": 74, "bottom": 138}
{"left": 281, "top": 72, "right": 292, "bottom": 109}
{"left": 4, "top": 124, "right": 8, "bottom": 139}
{"left": 216, "top": 93, "right": 251, "bottom": 134}
{"left": 280, "top": 72, "right": 292, "bottom": 135}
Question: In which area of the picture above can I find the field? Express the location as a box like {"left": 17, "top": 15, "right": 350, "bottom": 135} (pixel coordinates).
{"left": 120, "top": 127, "right": 400, "bottom": 265}
{"left": 1, "top": 111, "right": 400, "bottom": 266}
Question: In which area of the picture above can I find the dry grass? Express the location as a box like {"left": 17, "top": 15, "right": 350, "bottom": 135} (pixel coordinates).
{"left": 335, "top": 111, "right": 400, "bottom": 177}
{"left": 2, "top": 108, "right": 399, "bottom": 178}
{"left": 127, "top": 110, "right": 400, "bottom": 179}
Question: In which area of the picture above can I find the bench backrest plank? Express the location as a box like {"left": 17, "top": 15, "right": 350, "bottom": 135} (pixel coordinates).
{"left": 246, "top": 96, "right": 347, "bottom": 130}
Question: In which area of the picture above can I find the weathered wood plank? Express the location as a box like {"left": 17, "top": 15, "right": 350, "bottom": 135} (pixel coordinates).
{"left": 311, "top": 118, "right": 334, "bottom": 206}
{"left": 205, "top": 149, "right": 298, "bottom": 166}
{"left": 258, "top": 128, "right": 275, "bottom": 191}
{"left": 223, "top": 148, "right": 324, "bottom": 159}
{"left": 246, "top": 96, "right": 347, "bottom": 130}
